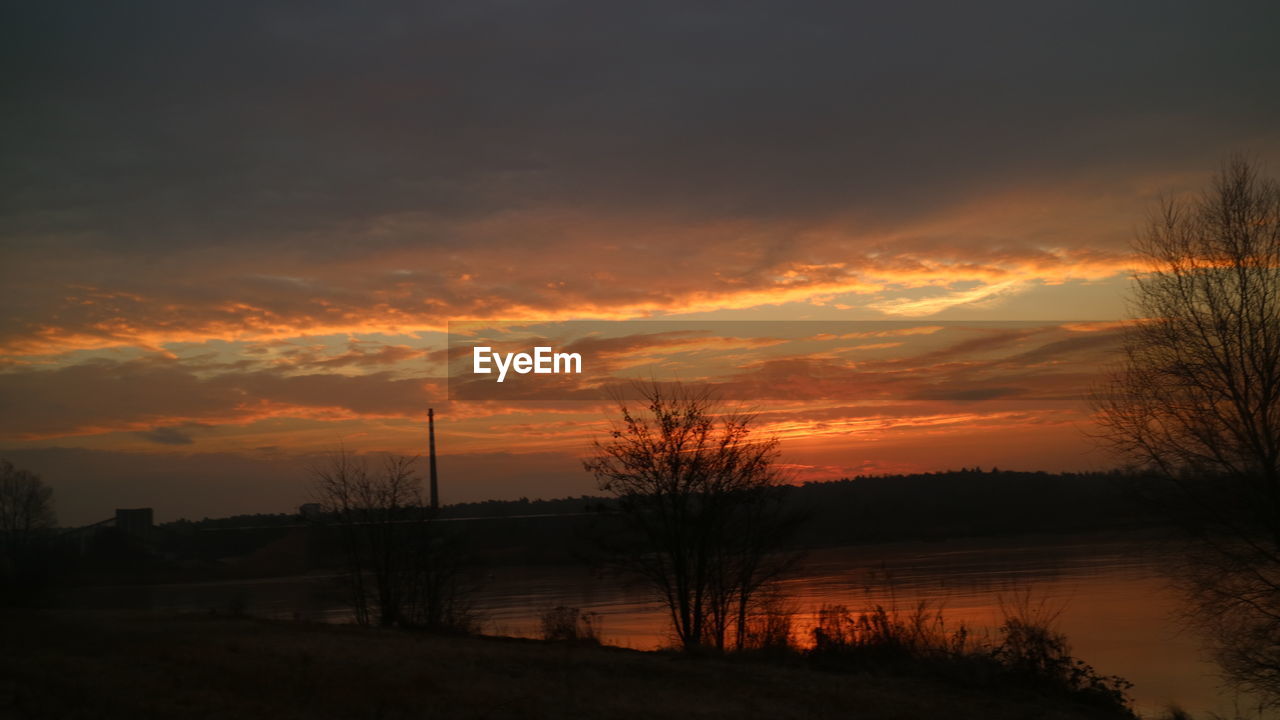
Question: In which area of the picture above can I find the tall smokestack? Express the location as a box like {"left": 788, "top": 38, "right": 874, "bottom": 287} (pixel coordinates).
{"left": 428, "top": 407, "right": 439, "bottom": 512}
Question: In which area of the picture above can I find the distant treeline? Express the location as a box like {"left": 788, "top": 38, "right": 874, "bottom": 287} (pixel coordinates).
{"left": 788, "top": 468, "right": 1155, "bottom": 544}
{"left": 163, "top": 468, "right": 1157, "bottom": 547}
{"left": 39, "top": 469, "right": 1157, "bottom": 586}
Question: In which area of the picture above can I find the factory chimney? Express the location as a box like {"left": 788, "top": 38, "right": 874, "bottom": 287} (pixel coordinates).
{"left": 428, "top": 407, "right": 439, "bottom": 512}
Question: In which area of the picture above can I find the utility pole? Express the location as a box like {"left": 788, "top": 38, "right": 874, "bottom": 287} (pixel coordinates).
{"left": 428, "top": 407, "right": 439, "bottom": 512}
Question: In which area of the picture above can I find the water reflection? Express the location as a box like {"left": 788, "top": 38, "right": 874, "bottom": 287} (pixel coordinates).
{"left": 67, "top": 532, "right": 1259, "bottom": 718}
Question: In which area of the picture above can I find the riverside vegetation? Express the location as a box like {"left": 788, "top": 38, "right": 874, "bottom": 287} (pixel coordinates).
{"left": 2, "top": 601, "right": 1142, "bottom": 720}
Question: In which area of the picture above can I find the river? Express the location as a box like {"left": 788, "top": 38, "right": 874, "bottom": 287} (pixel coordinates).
{"left": 67, "top": 530, "right": 1265, "bottom": 718}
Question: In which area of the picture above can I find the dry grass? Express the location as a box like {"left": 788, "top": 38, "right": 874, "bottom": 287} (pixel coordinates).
{"left": 2, "top": 609, "right": 1127, "bottom": 719}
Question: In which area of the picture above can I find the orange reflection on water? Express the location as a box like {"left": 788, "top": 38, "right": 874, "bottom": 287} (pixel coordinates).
{"left": 478, "top": 534, "right": 1233, "bottom": 718}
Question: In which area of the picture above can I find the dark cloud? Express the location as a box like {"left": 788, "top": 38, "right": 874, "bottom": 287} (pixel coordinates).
{"left": 286, "top": 342, "right": 427, "bottom": 369}
{"left": 909, "top": 386, "right": 1026, "bottom": 403}
{"left": 135, "top": 426, "right": 196, "bottom": 445}
{"left": 999, "top": 330, "right": 1127, "bottom": 366}
{"left": 4, "top": 0, "right": 1277, "bottom": 250}
{"left": 0, "top": 355, "right": 439, "bottom": 438}
{"left": 894, "top": 327, "right": 1052, "bottom": 366}
{"left": 0, "top": 2, "right": 1273, "bottom": 355}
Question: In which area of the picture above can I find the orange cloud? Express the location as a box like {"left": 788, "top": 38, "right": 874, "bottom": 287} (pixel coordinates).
{"left": 1, "top": 201, "right": 1138, "bottom": 357}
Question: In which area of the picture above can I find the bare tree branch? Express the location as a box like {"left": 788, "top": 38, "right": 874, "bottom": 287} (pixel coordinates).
{"left": 1093, "top": 156, "right": 1280, "bottom": 704}
{"left": 584, "top": 382, "right": 802, "bottom": 651}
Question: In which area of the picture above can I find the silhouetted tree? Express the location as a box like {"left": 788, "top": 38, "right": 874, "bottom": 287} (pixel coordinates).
{"left": 1093, "top": 157, "right": 1280, "bottom": 705}
{"left": 310, "top": 450, "right": 472, "bottom": 629}
{"left": 0, "top": 459, "right": 56, "bottom": 601}
{"left": 584, "top": 383, "right": 800, "bottom": 651}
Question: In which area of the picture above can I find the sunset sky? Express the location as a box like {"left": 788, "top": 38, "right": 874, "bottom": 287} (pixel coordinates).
{"left": 4, "top": 1, "right": 1279, "bottom": 525}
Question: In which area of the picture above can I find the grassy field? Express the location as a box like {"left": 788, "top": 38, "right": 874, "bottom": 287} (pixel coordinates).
{"left": 1, "top": 610, "right": 1131, "bottom": 719}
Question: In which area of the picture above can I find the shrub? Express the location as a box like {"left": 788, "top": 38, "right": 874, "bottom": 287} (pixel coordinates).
{"left": 992, "top": 599, "right": 1132, "bottom": 712}
{"left": 539, "top": 605, "right": 601, "bottom": 644}
{"left": 804, "top": 597, "right": 1134, "bottom": 717}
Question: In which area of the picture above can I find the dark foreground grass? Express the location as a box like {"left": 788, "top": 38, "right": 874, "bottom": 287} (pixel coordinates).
{"left": 2, "top": 610, "right": 1129, "bottom": 720}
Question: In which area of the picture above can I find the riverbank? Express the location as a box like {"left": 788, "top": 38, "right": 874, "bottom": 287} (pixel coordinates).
{"left": 2, "top": 610, "right": 1136, "bottom": 719}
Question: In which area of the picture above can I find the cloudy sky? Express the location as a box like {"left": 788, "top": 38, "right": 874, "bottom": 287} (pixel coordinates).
{"left": 4, "top": 1, "right": 1279, "bottom": 524}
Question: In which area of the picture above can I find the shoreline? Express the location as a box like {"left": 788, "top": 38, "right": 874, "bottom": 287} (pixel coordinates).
{"left": 2, "top": 609, "right": 1140, "bottom": 720}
